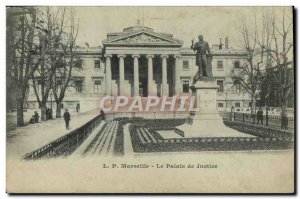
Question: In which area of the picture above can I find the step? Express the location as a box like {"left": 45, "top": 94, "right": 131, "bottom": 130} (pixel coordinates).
{"left": 140, "top": 128, "right": 157, "bottom": 143}
{"left": 96, "top": 121, "right": 116, "bottom": 154}
{"left": 99, "top": 121, "right": 118, "bottom": 155}
{"left": 106, "top": 121, "right": 119, "bottom": 156}
{"left": 89, "top": 121, "right": 112, "bottom": 155}
{"left": 70, "top": 120, "right": 105, "bottom": 158}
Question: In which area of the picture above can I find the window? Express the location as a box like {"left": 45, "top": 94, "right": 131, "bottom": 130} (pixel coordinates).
{"left": 95, "top": 60, "right": 100, "bottom": 68}
{"left": 75, "top": 80, "right": 83, "bottom": 93}
{"left": 37, "top": 80, "right": 42, "bottom": 93}
{"left": 94, "top": 80, "right": 101, "bottom": 93}
{"left": 218, "top": 103, "right": 224, "bottom": 108}
{"left": 57, "top": 60, "right": 65, "bottom": 68}
{"left": 234, "top": 80, "right": 241, "bottom": 93}
{"left": 54, "top": 38, "right": 60, "bottom": 48}
{"left": 67, "top": 101, "right": 74, "bottom": 108}
{"left": 234, "top": 61, "right": 240, "bottom": 68}
{"left": 183, "top": 60, "right": 189, "bottom": 70}
{"left": 75, "top": 59, "right": 83, "bottom": 68}
{"left": 217, "top": 80, "right": 224, "bottom": 92}
{"left": 28, "top": 102, "right": 36, "bottom": 109}
{"left": 235, "top": 102, "right": 240, "bottom": 108}
{"left": 56, "top": 79, "right": 62, "bottom": 92}
{"left": 217, "top": 61, "right": 223, "bottom": 69}
{"left": 182, "top": 80, "right": 189, "bottom": 93}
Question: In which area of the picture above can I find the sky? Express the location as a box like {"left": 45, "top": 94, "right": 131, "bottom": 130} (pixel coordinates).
{"left": 73, "top": 7, "right": 292, "bottom": 49}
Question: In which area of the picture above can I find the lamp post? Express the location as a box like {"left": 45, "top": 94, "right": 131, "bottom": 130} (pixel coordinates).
{"left": 265, "top": 94, "right": 269, "bottom": 127}
{"left": 242, "top": 91, "right": 245, "bottom": 112}
{"left": 265, "top": 79, "right": 270, "bottom": 127}
{"left": 49, "top": 90, "right": 53, "bottom": 119}
{"left": 225, "top": 91, "right": 228, "bottom": 112}
{"left": 254, "top": 89, "right": 260, "bottom": 113}
{"left": 50, "top": 91, "right": 53, "bottom": 110}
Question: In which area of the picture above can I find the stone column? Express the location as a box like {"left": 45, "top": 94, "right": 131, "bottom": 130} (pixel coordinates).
{"left": 132, "top": 54, "right": 140, "bottom": 96}
{"left": 105, "top": 54, "right": 112, "bottom": 95}
{"left": 117, "top": 55, "right": 125, "bottom": 95}
{"left": 147, "top": 55, "right": 154, "bottom": 96}
{"left": 161, "top": 55, "right": 168, "bottom": 96}
{"left": 174, "top": 55, "right": 181, "bottom": 95}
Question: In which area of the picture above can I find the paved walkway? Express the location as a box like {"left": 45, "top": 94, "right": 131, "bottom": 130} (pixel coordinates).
{"left": 7, "top": 109, "right": 100, "bottom": 159}
{"left": 71, "top": 122, "right": 135, "bottom": 158}
{"left": 71, "top": 121, "right": 106, "bottom": 158}
{"left": 80, "top": 120, "right": 119, "bottom": 157}
{"left": 72, "top": 120, "right": 123, "bottom": 158}
{"left": 227, "top": 120, "right": 294, "bottom": 133}
{"left": 123, "top": 123, "right": 134, "bottom": 156}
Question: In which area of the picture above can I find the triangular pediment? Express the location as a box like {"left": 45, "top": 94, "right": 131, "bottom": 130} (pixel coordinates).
{"left": 104, "top": 31, "right": 182, "bottom": 46}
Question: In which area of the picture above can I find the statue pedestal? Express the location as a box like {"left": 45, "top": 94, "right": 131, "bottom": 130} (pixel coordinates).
{"left": 191, "top": 78, "right": 219, "bottom": 114}
{"left": 176, "top": 79, "right": 250, "bottom": 138}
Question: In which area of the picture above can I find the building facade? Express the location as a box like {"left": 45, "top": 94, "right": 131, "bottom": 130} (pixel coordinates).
{"left": 27, "top": 23, "right": 251, "bottom": 112}
{"left": 260, "top": 66, "right": 294, "bottom": 109}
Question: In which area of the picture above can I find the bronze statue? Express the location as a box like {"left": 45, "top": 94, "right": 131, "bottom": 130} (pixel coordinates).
{"left": 191, "top": 35, "right": 212, "bottom": 83}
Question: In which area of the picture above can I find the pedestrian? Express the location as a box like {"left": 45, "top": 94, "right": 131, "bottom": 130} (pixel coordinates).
{"left": 76, "top": 104, "right": 80, "bottom": 113}
{"left": 100, "top": 109, "right": 105, "bottom": 120}
{"left": 281, "top": 114, "right": 288, "bottom": 130}
{"left": 46, "top": 108, "right": 50, "bottom": 120}
{"left": 29, "top": 111, "right": 39, "bottom": 124}
{"left": 63, "top": 109, "right": 71, "bottom": 130}
{"left": 257, "top": 107, "right": 263, "bottom": 124}
{"left": 230, "top": 105, "right": 234, "bottom": 121}
{"left": 34, "top": 111, "right": 39, "bottom": 123}
{"left": 49, "top": 108, "right": 53, "bottom": 119}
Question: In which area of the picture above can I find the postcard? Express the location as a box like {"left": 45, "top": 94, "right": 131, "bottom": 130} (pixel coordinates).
{"left": 6, "top": 6, "right": 295, "bottom": 193}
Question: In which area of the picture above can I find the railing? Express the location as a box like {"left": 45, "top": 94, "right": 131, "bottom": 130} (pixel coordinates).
{"left": 219, "top": 111, "right": 294, "bottom": 132}
{"left": 104, "top": 111, "right": 190, "bottom": 120}
{"left": 23, "top": 115, "right": 102, "bottom": 160}
{"left": 129, "top": 124, "right": 294, "bottom": 153}
{"left": 224, "top": 120, "right": 294, "bottom": 140}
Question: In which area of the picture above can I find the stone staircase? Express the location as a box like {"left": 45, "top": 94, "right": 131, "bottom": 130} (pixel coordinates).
{"left": 136, "top": 127, "right": 163, "bottom": 144}
{"left": 83, "top": 120, "right": 119, "bottom": 156}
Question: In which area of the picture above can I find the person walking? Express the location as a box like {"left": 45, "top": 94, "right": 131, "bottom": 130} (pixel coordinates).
{"left": 49, "top": 108, "right": 53, "bottom": 119}
{"left": 46, "top": 108, "right": 50, "bottom": 120}
{"left": 230, "top": 105, "right": 235, "bottom": 121}
{"left": 256, "top": 107, "right": 263, "bottom": 125}
{"left": 63, "top": 109, "right": 71, "bottom": 130}
{"left": 76, "top": 104, "right": 80, "bottom": 113}
{"left": 100, "top": 109, "right": 105, "bottom": 120}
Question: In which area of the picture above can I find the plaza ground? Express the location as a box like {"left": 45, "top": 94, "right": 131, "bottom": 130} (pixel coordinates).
{"left": 6, "top": 108, "right": 100, "bottom": 159}
{"left": 6, "top": 109, "right": 294, "bottom": 193}
{"left": 7, "top": 108, "right": 294, "bottom": 159}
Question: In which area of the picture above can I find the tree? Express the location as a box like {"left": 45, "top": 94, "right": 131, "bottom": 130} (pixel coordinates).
{"left": 31, "top": 7, "right": 67, "bottom": 121}
{"left": 235, "top": 8, "right": 293, "bottom": 127}
{"left": 6, "top": 7, "right": 42, "bottom": 126}
{"left": 257, "top": 10, "right": 276, "bottom": 108}
{"left": 6, "top": 8, "right": 18, "bottom": 112}
{"left": 52, "top": 9, "right": 80, "bottom": 118}
{"left": 233, "top": 13, "right": 264, "bottom": 115}
{"left": 263, "top": 8, "right": 293, "bottom": 128}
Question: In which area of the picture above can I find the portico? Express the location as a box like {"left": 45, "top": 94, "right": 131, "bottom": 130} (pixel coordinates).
{"left": 102, "top": 24, "right": 183, "bottom": 97}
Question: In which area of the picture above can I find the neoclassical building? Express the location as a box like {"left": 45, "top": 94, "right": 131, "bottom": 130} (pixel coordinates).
{"left": 27, "top": 23, "right": 250, "bottom": 112}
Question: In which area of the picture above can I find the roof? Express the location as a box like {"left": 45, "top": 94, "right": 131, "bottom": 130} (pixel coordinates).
{"left": 74, "top": 46, "right": 103, "bottom": 55}
{"left": 102, "top": 24, "right": 183, "bottom": 47}
{"left": 180, "top": 47, "right": 247, "bottom": 57}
